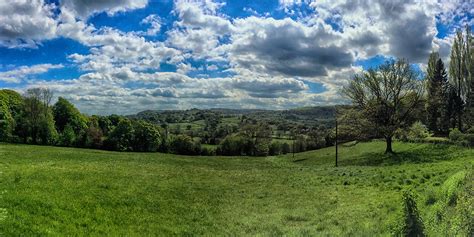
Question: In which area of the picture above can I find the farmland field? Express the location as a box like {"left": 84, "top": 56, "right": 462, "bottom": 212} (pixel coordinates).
{"left": 0, "top": 141, "right": 472, "bottom": 236}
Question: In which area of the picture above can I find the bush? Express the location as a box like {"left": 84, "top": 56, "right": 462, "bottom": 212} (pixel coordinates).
{"left": 269, "top": 142, "right": 281, "bottom": 156}
{"left": 218, "top": 134, "right": 253, "bottom": 156}
{"left": 463, "top": 133, "right": 474, "bottom": 147}
{"left": 449, "top": 128, "right": 464, "bottom": 142}
{"left": 200, "top": 146, "right": 216, "bottom": 156}
{"left": 463, "top": 128, "right": 474, "bottom": 147}
{"left": 406, "top": 121, "right": 431, "bottom": 142}
{"left": 394, "top": 128, "right": 409, "bottom": 142}
{"left": 281, "top": 143, "right": 290, "bottom": 154}
{"left": 170, "top": 134, "right": 200, "bottom": 155}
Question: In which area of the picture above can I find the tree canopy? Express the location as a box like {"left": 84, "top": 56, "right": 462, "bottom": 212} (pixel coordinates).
{"left": 343, "top": 59, "right": 424, "bottom": 153}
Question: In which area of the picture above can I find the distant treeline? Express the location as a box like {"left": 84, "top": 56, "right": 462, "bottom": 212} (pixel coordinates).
{"left": 0, "top": 89, "right": 335, "bottom": 156}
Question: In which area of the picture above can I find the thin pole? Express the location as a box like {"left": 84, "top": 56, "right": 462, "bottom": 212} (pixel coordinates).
{"left": 292, "top": 133, "right": 295, "bottom": 160}
{"left": 335, "top": 108, "right": 338, "bottom": 167}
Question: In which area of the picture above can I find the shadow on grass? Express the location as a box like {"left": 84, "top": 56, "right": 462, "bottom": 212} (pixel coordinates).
{"left": 339, "top": 144, "right": 455, "bottom": 167}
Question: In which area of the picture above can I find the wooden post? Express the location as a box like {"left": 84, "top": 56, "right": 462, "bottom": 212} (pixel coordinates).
{"left": 335, "top": 107, "right": 338, "bottom": 167}
{"left": 292, "top": 134, "right": 295, "bottom": 160}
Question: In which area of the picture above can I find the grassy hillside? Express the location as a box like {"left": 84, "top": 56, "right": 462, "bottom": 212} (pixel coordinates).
{"left": 0, "top": 142, "right": 471, "bottom": 236}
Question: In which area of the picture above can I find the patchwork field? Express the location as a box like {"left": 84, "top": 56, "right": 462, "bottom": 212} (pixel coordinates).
{"left": 0, "top": 141, "right": 472, "bottom": 236}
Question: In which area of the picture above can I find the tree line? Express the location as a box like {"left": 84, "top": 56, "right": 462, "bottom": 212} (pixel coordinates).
{"left": 0, "top": 89, "right": 333, "bottom": 156}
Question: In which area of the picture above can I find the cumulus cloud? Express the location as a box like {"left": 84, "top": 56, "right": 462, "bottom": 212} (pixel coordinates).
{"left": 308, "top": 0, "right": 445, "bottom": 63}
{"left": 60, "top": 17, "right": 181, "bottom": 72}
{"left": 140, "top": 14, "right": 162, "bottom": 36}
{"left": 230, "top": 17, "right": 353, "bottom": 77}
{"left": 61, "top": 0, "right": 148, "bottom": 19}
{"left": 0, "top": 64, "right": 63, "bottom": 83}
{"left": 0, "top": 0, "right": 58, "bottom": 48}
{"left": 232, "top": 77, "right": 308, "bottom": 98}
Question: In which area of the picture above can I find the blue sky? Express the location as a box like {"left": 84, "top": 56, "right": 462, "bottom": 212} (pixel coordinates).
{"left": 0, "top": 0, "right": 472, "bottom": 114}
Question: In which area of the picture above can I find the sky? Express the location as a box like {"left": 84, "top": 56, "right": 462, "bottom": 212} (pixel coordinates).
{"left": 0, "top": 0, "right": 472, "bottom": 115}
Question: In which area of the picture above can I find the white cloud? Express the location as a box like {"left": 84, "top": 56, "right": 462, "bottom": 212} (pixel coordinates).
{"left": 0, "top": 0, "right": 58, "bottom": 48}
{"left": 61, "top": 0, "right": 148, "bottom": 19}
{"left": 140, "top": 14, "right": 162, "bottom": 36}
{"left": 0, "top": 64, "right": 63, "bottom": 83}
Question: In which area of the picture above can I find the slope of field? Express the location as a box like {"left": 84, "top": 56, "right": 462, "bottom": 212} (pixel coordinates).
{"left": 0, "top": 142, "right": 471, "bottom": 236}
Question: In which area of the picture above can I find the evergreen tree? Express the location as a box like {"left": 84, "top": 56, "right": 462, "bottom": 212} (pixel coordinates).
{"left": 425, "top": 52, "right": 441, "bottom": 134}
{"left": 435, "top": 59, "right": 448, "bottom": 133}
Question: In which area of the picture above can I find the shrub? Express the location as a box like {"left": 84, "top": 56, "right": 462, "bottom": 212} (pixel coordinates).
{"left": 218, "top": 134, "right": 253, "bottom": 156}
{"left": 449, "top": 128, "right": 464, "bottom": 143}
{"left": 281, "top": 143, "right": 290, "bottom": 154}
{"left": 463, "top": 128, "right": 474, "bottom": 146}
{"left": 170, "top": 134, "right": 200, "bottom": 155}
{"left": 407, "top": 121, "right": 432, "bottom": 142}
{"left": 269, "top": 142, "right": 281, "bottom": 156}
{"left": 200, "top": 146, "right": 216, "bottom": 156}
{"left": 394, "top": 128, "right": 409, "bottom": 142}
{"left": 254, "top": 139, "right": 270, "bottom": 156}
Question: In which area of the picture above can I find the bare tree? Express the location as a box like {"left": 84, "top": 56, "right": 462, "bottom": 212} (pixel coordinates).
{"left": 342, "top": 59, "right": 424, "bottom": 153}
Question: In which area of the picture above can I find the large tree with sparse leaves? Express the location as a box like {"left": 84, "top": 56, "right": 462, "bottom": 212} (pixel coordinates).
{"left": 343, "top": 59, "right": 424, "bottom": 153}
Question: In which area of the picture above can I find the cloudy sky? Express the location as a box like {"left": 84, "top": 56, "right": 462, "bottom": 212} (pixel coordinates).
{"left": 0, "top": 0, "right": 472, "bottom": 114}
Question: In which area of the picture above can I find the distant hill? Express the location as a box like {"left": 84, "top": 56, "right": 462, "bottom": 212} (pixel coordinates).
{"left": 127, "top": 106, "right": 339, "bottom": 127}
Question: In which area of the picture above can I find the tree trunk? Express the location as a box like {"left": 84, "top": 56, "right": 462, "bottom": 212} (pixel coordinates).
{"left": 385, "top": 136, "right": 393, "bottom": 154}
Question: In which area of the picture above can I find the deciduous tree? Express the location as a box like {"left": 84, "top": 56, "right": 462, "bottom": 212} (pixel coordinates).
{"left": 343, "top": 59, "right": 424, "bottom": 153}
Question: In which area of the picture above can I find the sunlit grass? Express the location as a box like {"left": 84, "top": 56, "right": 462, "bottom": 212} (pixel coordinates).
{"left": 0, "top": 141, "right": 471, "bottom": 235}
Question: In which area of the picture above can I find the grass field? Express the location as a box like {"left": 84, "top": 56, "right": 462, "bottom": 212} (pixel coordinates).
{"left": 0, "top": 141, "right": 472, "bottom": 236}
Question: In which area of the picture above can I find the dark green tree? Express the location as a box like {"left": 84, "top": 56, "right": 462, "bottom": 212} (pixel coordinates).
{"left": 0, "top": 101, "right": 14, "bottom": 141}
{"left": 59, "top": 124, "right": 76, "bottom": 147}
{"left": 132, "top": 121, "right": 161, "bottom": 152}
{"left": 53, "top": 97, "right": 87, "bottom": 133}
{"left": 170, "top": 134, "right": 200, "bottom": 155}
{"left": 426, "top": 53, "right": 449, "bottom": 135}
{"left": 105, "top": 119, "right": 134, "bottom": 151}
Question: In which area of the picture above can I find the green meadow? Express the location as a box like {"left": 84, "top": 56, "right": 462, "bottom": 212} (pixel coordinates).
{"left": 0, "top": 141, "right": 472, "bottom": 236}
